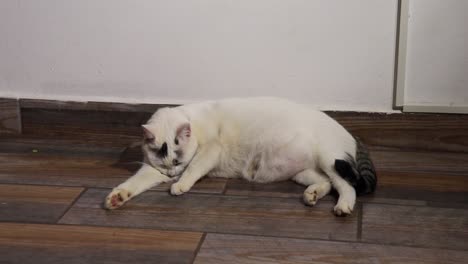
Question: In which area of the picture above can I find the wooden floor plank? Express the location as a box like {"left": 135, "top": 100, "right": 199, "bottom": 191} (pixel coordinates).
{"left": 377, "top": 171, "right": 468, "bottom": 192}
{"left": 329, "top": 111, "right": 468, "bottom": 153}
{"left": 363, "top": 186, "right": 468, "bottom": 206}
{"left": 0, "top": 136, "right": 123, "bottom": 157}
{"left": 59, "top": 189, "right": 358, "bottom": 241}
{"left": 362, "top": 203, "right": 468, "bottom": 250}
{"left": 0, "top": 223, "right": 202, "bottom": 264}
{"left": 224, "top": 178, "right": 306, "bottom": 198}
{"left": 361, "top": 170, "right": 468, "bottom": 205}
{"left": 194, "top": 233, "right": 468, "bottom": 264}
{"left": 0, "top": 184, "right": 83, "bottom": 223}
{"left": 0, "top": 153, "right": 225, "bottom": 194}
{"left": 371, "top": 149, "right": 468, "bottom": 174}
{"left": 20, "top": 108, "right": 148, "bottom": 147}
{"left": 0, "top": 153, "right": 130, "bottom": 187}
{"left": 0, "top": 98, "right": 21, "bottom": 134}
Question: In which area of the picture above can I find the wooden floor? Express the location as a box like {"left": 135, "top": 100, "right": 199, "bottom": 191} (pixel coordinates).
{"left": 1, "top": 104, "right": 468, "bottom": 263}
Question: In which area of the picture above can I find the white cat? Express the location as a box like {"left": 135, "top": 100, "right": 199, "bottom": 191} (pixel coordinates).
{"left": 105, "top": 97, "right": 376, "bottom": 216}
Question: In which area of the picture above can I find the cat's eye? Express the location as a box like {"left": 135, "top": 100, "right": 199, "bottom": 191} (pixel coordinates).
{"left": 174, "top": 138, "right": 179, "bottom": 145}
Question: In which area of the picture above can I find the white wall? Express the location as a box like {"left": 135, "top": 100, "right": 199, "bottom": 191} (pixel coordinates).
{"left": 404, "top": 0, "right": 468, "bottom": 108}
{"left": 0, "top": 0, "right": 398, "bottom": 112}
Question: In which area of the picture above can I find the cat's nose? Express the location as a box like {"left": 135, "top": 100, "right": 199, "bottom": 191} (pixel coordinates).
{"left": 172, "top": 159, "right": 180, "bottom": 166}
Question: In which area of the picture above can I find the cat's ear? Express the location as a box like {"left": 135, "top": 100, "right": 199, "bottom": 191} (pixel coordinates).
{"left": 142, "top": 125, "right": 155, "bottom": 140}
{"left": 176, "top": 123, "right": 191, "bottom": 141}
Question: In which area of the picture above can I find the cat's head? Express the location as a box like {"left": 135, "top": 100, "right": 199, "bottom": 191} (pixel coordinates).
{"left": 141, "top": 107, "right": 197, "bottom": 177}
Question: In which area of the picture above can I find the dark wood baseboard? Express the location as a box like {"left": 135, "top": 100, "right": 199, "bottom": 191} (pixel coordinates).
{"left": 19, "top": 98, "right": 175, "bottom": 113}
{"left": 3, "top": 97, "right": 468, "bottom": 153}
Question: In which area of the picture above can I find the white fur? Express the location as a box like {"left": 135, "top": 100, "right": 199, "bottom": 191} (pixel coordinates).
{"left": 104, "top": 164, "right": 174, "bottom": 209}
{"left": 105, "top": 97, "right": 357, "bottom": 215}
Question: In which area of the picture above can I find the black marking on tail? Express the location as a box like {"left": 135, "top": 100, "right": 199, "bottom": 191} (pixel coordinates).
{"left": 335, "top": 139, "right": 377, "bottom": 195}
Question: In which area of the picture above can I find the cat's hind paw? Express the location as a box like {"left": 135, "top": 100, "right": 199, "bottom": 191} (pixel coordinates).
{"left": 303, "top": 183, "right": 329, "bottom": 206}
{"left": 333, "top": 200, "right": 354, "bottom": 216}
{"left": 104, "top": 188, "right": 132, "bottom": 210}
{"left": 303, "top": 190, "right": 318, "bottom": 206}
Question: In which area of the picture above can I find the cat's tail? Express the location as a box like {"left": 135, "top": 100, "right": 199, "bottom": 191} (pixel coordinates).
{"left": 334, "top": 138, "right": 377, "bottom": 195}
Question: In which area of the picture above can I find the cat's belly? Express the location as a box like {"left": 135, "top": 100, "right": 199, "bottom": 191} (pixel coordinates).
{"left": 207, "top": 133, "right": 313, "bottom": 182}
{"left": 207, "top": 152, "right": 246, "bottom": 179}
{"left": 244, "top": 154, "right": 308, "bottom": 183}
{"left": 207, "top": 169, "right": 242, "bottom": 179}
{"left": 207, "top": 157, "right": 308, "bottom": 182}
{"left": 240, "top": 141, "right": 312, "bottom": 183}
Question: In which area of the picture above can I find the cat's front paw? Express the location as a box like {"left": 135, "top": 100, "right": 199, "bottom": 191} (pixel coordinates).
{"left": 170, "top": 181, "right": 191, "bottom": 196}
{"left": 104, "top": 188, "right": 132, "bottom": 210}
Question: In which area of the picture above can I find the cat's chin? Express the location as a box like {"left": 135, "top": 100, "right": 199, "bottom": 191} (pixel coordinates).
{"left": 154, "top": 165, "right": 185, "bottom": 178}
